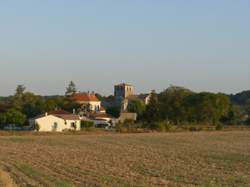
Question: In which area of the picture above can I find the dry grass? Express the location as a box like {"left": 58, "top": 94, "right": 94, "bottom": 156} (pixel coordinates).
{"left": 0, "top": 131, "right": 250, "bottom": 187}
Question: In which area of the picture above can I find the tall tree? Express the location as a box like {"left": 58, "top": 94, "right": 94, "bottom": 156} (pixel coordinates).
{"left": 144, "top": 90, "right": 160, "bottom": 123}
{"left": 15, "top": 85, "right": 26, "bottom": 97}
{"left": 65, "top": 81, "right": 77, "bottom": 96}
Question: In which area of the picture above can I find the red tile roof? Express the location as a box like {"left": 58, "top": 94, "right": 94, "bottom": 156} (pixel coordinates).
{"left": 48, "top": 110, "right": 71, "bottom": 115}
{"left": 115, "top": 83, "right": 132, "bottom": 87}
{"left": 55, "top": 114, "right": 80, "bottom": 121}
{"left": 92, "top": 113, "right": 112, "bottom": 118}
{"left": 72, "top": 93, "right": 100, "bottom": 102}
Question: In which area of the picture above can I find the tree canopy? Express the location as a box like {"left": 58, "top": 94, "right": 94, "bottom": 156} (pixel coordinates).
{"left": 65, "top": 81, "right": 77, "bottom": 96}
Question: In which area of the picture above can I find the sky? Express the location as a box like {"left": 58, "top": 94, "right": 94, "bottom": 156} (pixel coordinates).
{"left": 0, "top": 0, "right": 249, "bottom": 96}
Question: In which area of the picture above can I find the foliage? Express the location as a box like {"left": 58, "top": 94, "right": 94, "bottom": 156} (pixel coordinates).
{"left": 0, "top": 84, "right": 248, "bottom": 129}
{"left": 4, "top": 109, "right": 26, "bottom": 126}
{"left": 106, "top": 106, "right": 120, "bottom": 118}
{"left": 158, "top": 86, "right": 231, "bottom": 125}
{"left": 127, "top": 99, "right": 146, "bottom": 119}
{"left": 0, "top": 113, "right": 7, "bottom": 129}
{"left": 15, "top": 85, "right": 26, "bottom": 97}
{"left": 62, "top": 97, "right": 82, "bottom": 113}
{"left": 35, "top": 123, "right": 40, "bottom": 131}
{"left": 123, "top": 119, "right": 135, "bottom": 131}
{"left": 115, "top": 122, "right": 123, "bottom": 132}
{"left": 216, "top": 123, "right": 223, "bottom": 130}
{"left": 245, "top": 117, "right": 250, "bottom": 125}
{"left": 81, "top": 120, "right": 94, "bottom": 129}
{"left": 144, "top": 90, "right": 160, "bottom": 123}
{"left": 221, "top": 105, "right": 245, "bottom": 125}
{"left": 115, "top": 119, "right": 139, "bottom": 133}
{"left": 230, "top": 90, "right": 250, "bottom": 106}
{"left": 158, "top": 86, "right": 193, "bottom": 124}
{"left": 158, "top": 121, "right": 173, "bottom": 132}
{"left": 65, "top": 81, "right": 77, "bottom": 96}
{"left": 95, "top": 93, "right": 104, "bottom": 101}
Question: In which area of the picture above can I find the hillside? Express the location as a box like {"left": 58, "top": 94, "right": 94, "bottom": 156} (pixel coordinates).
{"left": 230, "top": 90, "right": 250, "bottom": 106}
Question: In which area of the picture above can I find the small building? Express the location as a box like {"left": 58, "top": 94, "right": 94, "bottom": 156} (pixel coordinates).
{"left": 72, "top": 92, "right": 101, "bottom": 112}
{"left": 116, "top": 112, "right": 137, "bottom": 123}
{"left": 137, "top": 93, "right": 152, "bottom": 105}
{"left": 114, "top": 83, "right": 152, "bottom": 111}
{"left": 29, "top": 110, "right": 81, "bottom": 132}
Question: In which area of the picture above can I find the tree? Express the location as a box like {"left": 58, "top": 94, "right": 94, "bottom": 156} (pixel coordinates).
{"left": 0, "top": 113, "right": 7, "bottom": 129}
{"left": 106, "top": 106, "right": 120, "bottom": 118}
{"left": 62, "top": 97, "right": 82, "bottom": 113}
{"left": 15, "top": 85, "right": 26, "bottom": 97}
{"left": 245, "top": 101, "right": 250, "bottom": 115}
{"left": 158, "top": 86, "right": 193, "bottom": 124}
{"left": 5, "top": 109, "right": 26, "bottom": 126}
{"left": 185, "top": 92, "right": 230, "bottom": 125}
{"left": 127, "top": 99, "right": 146, "bottom": 120}
{"left": 221, "top": 105, "right": 245, "bottom": 125}
{"left": 65, "top": 81, "right": 77, "bottom": 96}
{"left": 95, "top": 93, "right": 104, "bottom": 101}
{"left": 35, "top": 123, "right": 40, "bottom": 131}
{"left": 144, "top": 91, "right": 160, "bottom": 123}
{"left": 21, "top": 92, "right": 46, "bottom": 118}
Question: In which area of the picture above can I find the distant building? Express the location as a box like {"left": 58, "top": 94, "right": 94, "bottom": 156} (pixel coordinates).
{"left": 114, "top": 83, "right": 134, "bottom": 98}
{"left": 114, "top": 83, "right": 152, "bottom": 111}
{"left": 29, "top": 110, "right": 81, "bottom": 132}
{"left": 137, "top": 93, "right": 152, "bottom": 105}
{"left": 72, "top": 92, "right": 101, "bottom": 112}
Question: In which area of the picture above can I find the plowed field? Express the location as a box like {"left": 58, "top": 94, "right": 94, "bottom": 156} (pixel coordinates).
{"left": 0, "top": 131, "right": 250, "bottom": 187}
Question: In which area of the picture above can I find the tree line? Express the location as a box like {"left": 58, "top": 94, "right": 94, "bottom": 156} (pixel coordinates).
{"left": 127, "top": 86, "right": 250, "bottom": 128}
{"left": 0, "top": 83, "right": 249, "bottom": 129}
{"left": 0, "top": 84, "right": 81, "bottom": 128}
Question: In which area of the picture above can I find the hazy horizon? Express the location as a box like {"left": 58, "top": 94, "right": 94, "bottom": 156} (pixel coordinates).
{"left": 0, "top": 1, "right": 249, "bottom": 96}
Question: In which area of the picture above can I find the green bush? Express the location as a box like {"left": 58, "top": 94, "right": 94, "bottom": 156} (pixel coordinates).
{"left": 158, "top": 121, "right": 173, "bottom": 132}
{"left": 115, "top": 122, "right": 131, "bottom": 133}
{"left": 34, "top": 123, "right": 40, "bottom": 132}
{"left": 81, "top": 121, "right": 94, "bottom": 129}
{"left": 216, "top": 123, "right": 223, "bottom": 130}
{"left": 188, "top": 126, "right": 202, "bottom": 132}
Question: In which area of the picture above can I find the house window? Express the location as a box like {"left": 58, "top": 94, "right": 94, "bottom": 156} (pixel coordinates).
{"left": 52, "top": 122, "right": 58, "bottom": 131}
{"left": 71, "top": 122, "right": 76, "bottom": 130}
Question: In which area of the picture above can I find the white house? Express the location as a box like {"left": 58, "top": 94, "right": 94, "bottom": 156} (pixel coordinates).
{"left": 72, "top": 92, "right": 101, "bottom": 112}
{"left": 30, "top": 110, "right": 81, "bottom": 132}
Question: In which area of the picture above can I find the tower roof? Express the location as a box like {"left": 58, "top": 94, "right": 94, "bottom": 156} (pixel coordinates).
{"left": 115, "top": 83, "right": 133, "bottom": 87}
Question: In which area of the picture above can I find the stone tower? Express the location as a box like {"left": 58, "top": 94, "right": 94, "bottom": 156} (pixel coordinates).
{"left": 114, "top": 83, "right": 134, "bottom": 99}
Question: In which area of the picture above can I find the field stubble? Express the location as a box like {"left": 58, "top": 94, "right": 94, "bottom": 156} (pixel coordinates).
{"left": 0, "top": 131, "right": 250, "bottom": 187}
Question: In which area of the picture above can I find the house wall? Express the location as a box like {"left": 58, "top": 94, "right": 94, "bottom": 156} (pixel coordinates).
{"left": 32, "top": 115, "right": 80, "bottom": 132}
{"left": 144, "top": 95, "right": 151, "bottom": 105}
{"left": 117, "top": 112, "right": 137, "bottom": 123}
{"left": 78, "top": 101, "right": 101, "bottom": 111}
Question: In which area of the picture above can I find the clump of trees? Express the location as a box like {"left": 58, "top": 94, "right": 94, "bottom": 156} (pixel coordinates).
{"left": 0, "top": 82, "right": 81, "bottom": 128}
{"left": 130, "top": 86, "right": 249, "bottom": 130}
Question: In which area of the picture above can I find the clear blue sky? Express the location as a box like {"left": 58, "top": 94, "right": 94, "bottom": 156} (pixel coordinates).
{"left": 0, "top": 0, "right": 249, "bottom": 96}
